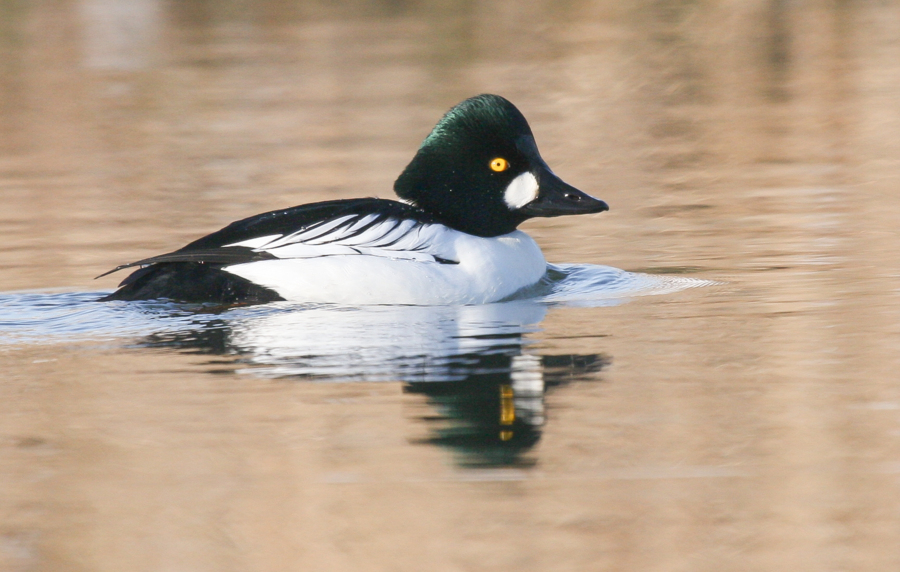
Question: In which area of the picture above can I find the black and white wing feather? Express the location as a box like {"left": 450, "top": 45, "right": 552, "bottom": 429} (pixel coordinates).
{"left": 99, "top": 198, "right": 457, "bottom": 281}
{"left": 224, "top": 213, "right": 458, "bottom": 264}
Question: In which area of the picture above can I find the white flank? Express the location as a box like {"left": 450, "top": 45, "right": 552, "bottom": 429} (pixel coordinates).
{"left": 503, "top": 172, "right": 539, "bottom": 209}
{"left": 223, "top": 228, "right": 547, "bottom": 305}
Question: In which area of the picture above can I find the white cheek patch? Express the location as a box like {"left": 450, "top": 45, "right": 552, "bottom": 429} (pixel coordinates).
{"left": 503, "top": 172, "right": 539, "bottom": 210}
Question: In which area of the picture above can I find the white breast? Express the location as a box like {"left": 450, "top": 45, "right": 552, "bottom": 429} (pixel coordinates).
{"left": 222, "top": 226, "right": 547, "bottom": 305}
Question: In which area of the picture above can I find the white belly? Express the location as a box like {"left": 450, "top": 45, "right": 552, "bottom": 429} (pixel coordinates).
{"left": 223, "top": 230, "right": 547, "bottom": 305}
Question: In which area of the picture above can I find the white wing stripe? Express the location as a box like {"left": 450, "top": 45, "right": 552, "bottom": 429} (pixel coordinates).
{"left": 224, "top": 234, "right": 283, "bottom": 249}
{"left": 302, "top": 214, "right": 372, "bottom": 245}
{"left": 264, "top": 243, "right": 361, "bottom": 259}
{"left": 229, "top": 215, "right": 458, "bottom": 264}
{"left": 264, "top": 215, "right": 357, "bottom": 248}
{"left": 334, "top": 217, "right": 414, "bottom": 248}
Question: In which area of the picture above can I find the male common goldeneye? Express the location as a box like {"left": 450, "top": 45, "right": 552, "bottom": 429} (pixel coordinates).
{"left": 99, "top": 94, "right": 609, "bottom": 305}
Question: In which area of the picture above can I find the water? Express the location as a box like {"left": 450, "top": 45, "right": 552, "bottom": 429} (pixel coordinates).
{"left": 3, "top": 1, "right": 900, "bottom": 571}
{"left": 6, "top": 265, "right": 697, "bottom": 467}
{"left": 0, "top": 267, "right": 711, "bottom": 469}
{"left": 0, "top": 264, "right": 710, "bottom": 348}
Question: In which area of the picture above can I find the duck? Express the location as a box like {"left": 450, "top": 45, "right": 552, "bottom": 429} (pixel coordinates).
{"left": 98, "top": 94, "right": 609, "bottom": 305}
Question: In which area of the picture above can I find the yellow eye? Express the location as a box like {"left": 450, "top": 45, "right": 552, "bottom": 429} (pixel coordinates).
{"left": 489, "top": 158, "right": 509, "bottom": 172}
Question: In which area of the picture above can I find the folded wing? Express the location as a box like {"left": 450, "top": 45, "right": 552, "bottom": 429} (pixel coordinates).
{"left": 99, "top": 199, "right": 457, "bottom": 282}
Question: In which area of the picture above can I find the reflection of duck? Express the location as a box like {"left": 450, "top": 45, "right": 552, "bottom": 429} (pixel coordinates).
{"left": 407, "top": 353, "right": 606, "bottom": 467}
{"left": 100, "top": 94, "right": 607, "bottom": 305}
{"left": 226, "top": 302, "right": 547, "bottom": 381}
{"left": 139, "top": 300, "right": 608, "bottom": 465}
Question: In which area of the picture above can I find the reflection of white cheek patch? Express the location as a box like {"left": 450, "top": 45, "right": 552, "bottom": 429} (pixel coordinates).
{"left": 503, "top": 172, "right": 539, "bottom": 209}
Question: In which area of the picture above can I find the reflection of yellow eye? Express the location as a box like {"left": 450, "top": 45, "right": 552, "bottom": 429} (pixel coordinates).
{"left": 489, "top": 158, "right": 509, "bottom": 172}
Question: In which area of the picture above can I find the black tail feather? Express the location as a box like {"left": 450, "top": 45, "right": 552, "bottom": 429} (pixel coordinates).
{"left": 99, "top": 262, "right": 284, "bottom": 304}
{"left": 96, "top": 247, "right": 276, "bottom": 279}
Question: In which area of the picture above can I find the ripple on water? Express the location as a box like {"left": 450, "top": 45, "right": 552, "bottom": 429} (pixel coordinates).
{"left": 0, "top": 290, "right": 215, "bottom": 347}
{"left": 539, "top": 263, "right": 718, "bottom": 305}
{"left": 0, "top": 265, "right": 715, "bottom": 350}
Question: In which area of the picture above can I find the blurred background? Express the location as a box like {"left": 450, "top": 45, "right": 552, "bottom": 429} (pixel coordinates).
{"left": 2, "top": 1, "right": 900, "bottom": 571}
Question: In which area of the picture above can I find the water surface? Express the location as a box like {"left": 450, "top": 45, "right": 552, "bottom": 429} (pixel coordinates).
{"left": 2, "top": 1, "right": 900, "bottom": 571}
